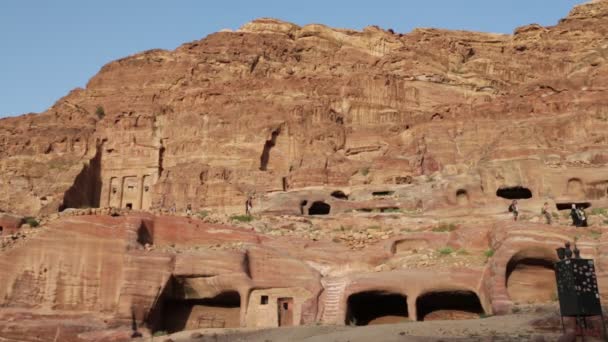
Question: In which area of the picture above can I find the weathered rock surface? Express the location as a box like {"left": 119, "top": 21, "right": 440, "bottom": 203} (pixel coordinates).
{"left": 2, "top": 1, "right": 608, "bottom": 341}
{"left": 1, "top": 1, "right": 608, "bottom": 216}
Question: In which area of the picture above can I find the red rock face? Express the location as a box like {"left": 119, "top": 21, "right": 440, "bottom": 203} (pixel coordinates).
{"left": 2, "top": 1, "right": 608, "bottom": 339}
{"left": 1, "top": 1, "right": 608, "bottom": 216}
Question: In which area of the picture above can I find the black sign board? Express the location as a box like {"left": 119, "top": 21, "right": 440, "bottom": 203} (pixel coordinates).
{"left": 555, "top": 258, "right": 602, "bottom": 317}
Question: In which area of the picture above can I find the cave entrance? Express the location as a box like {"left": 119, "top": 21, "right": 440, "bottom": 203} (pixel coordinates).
{"left": 126, "top": 203, "right": 133, "bottom": 210}
{"left": 0, "top": 226, "right": 3, "bottom": 235}
{"left": 159, "top": 291, "right": 241, "bottom": 333}
{"left": 496, "top": 186, "right": 532, "bottom": 200}
{"left": 555, "top": 202, "right": 591, "bottom": 211}
{"left": 415, "top": 291, "right": 484, "bottom": 321}
{"left": 330, "top": 190, "right": 348, "bottom": 200}
{"left": 456, "top": 189, "right": 469, "bottom": 206}
{"left": 308, "top": 201, "right": 330, "bottom": 215}
{"left": 506, "top": 249, "right": 556, "bottom": 304}
{"left": 345, "top": 291, "right": 408, "bottom": 326}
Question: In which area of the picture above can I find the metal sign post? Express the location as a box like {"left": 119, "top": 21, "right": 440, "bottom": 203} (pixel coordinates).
{"left": 555, "top": 243, "right": 607, "bottom": 341}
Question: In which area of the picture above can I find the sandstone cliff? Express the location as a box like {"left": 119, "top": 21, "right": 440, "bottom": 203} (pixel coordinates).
{"left": 1, "top": 1, "right": 608, "bottom": 216}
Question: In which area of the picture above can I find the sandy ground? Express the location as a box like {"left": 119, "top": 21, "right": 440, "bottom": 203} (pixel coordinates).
{"left": 154, "top": 314, "right": 565, "bottom": 342}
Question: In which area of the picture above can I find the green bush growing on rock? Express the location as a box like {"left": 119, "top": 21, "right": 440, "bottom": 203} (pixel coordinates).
{"left": 23, "top": 217, "right": 39, "bottom": 228}
{"left": 591, "top": 208, "right": 608, "bottom": 216}
{"left": 230, "top": 214, "right": 253, "bottom": 223}
{"left": 484, "top": 249, "right": 495, "bottom": 258}
{"left": 438, "top": 247, "right": 453, "bottom": 255}
{"left": 590, "top": 230, "right": 602, "bottom": 240}
{"left": 432, "top": 222, "right": 457, "bottom": 232}
{"left": 95, "top": 105, "right": 105, "bottom": 119}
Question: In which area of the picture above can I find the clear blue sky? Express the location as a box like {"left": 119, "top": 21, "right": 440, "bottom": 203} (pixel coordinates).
{"left": 0, "top": 0, "right": 586, "bottom": 118}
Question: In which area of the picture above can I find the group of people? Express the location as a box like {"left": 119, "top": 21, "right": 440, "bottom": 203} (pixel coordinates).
{"left": 508, "top": 200, "right": 588, "bottom": 227}
{"left": 570, "top": 203, "right": 588, "bottom": 227}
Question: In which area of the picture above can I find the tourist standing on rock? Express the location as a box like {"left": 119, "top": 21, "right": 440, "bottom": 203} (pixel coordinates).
{"left": 186, "top": 204, "right": 192, "bottom": 216}
{"left": 570, "top": 204, "right": 580, "bottom": 227}
{"left": 541, "top": 202, "right": 552, "bottom": 225}
{"left": 508, "top": 200, "right": 519, "bottom": 221}
{"left": 245, "top": 196, "right": 253, "bottom": 215}
{"left": 577, "top": 206, "right": 588, "bottom": 227}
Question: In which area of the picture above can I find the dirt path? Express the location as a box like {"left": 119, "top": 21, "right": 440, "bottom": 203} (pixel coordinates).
{"left": 159, "top": 314, "right": 565, "bottom": 342}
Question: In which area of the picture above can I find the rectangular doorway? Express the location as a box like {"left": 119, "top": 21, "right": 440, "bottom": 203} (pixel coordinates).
{"left": 277, "top": 297, "right": 294, "bottom": 326}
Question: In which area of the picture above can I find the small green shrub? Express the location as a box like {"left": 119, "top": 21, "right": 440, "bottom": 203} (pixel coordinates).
{"left": 484, "top": 249, "right": 495, "bottom": 258}
{"left": 590, "top": 230, "right": 602, "bottom": 240}
{"left": 551, "top": 212, "right": 560, "bottom": 219}
{"left": 360, "top": 167, "right": 370, "bottom": 176}
{"left": 591, "top": 208, "right": 608, "bottom": 216}
{"left": 230, "top": 214, "right": 253, "bottom": 223}
{"left": 197, "top": 210, "right": 209, "bottom": 219}
{"left": 23, "top": 217, "right": 39, "bottom": 228}
{"left": 152, "top": 330, "right": 168, "bottom": 337}
{"left": 438, "top": 247, "right": 454, "bottom": 255}
{"left": 432, "top": 222, "right": 457, "bottom": 232}
{"left": 95, "top": 105, "right": 105, "bottom": 119}
{"left": 479, "top": 313, "right": 493, "bottom": 319}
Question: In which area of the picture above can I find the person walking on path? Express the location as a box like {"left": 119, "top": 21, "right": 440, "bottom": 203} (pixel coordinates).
{"left": 245, "top": 196, "right": 253, "bottom": 216}
{"left": 541, "top": 202, "right": 552, "bottom": 225}
{"left": 570, "top": 204, "right": 580, "bottom": 227}
{"left": 576, "top": 206, "right": 588, "bottom": 227}
{"left": 508, "top": 200, "right": 519, "bottom": 221}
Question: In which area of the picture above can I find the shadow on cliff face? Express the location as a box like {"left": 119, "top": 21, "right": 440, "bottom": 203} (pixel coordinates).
{"left": 59, "top": 143, "right": 103, "bottom": 211}
{"left": 259, "top": 127, "right": 280, "bottom": 171}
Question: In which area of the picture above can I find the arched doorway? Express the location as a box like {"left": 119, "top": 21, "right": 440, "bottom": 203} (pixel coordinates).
{"left": 496, "top": 186, "right": 532, "bottom": 200}
{"left": 345, "top": 291, "right": 409, "bottom": 325}
{"left": 456, "top": 189, "right": 469, "bottom": 206}
{"left": 415, "top": 290, "right": 484, "bottom": 321}
{"left": 506, "top": 248, "right": 557, "bottom": 303}
{"left": 308, "top": 201, "right": 330, "bottom": 215}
